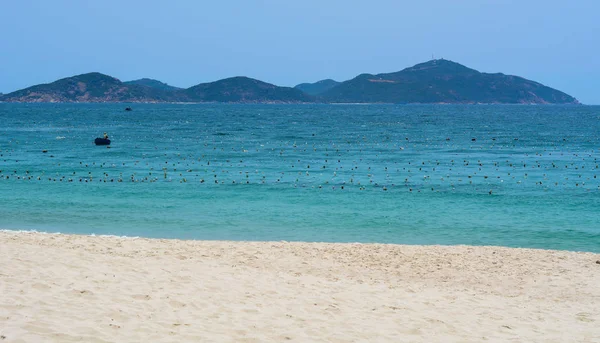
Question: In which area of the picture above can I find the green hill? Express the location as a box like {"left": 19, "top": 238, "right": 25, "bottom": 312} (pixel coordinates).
{"left": 185, "top": 76, "right": 313, "bottom": 103}
{"left": 0, "top": 73, "right": 181, "bottom": 103}
{"left": 1, "top": 74, "right": 312, "bottom": 103}
{"left": 294, "top": 79, "right": 340, "bottom": 96}
{"left": 321, "top": 60, "right": 579, "bottom": 104}
{"left": 124, "top": 78, "right": 182, "bottom": 91}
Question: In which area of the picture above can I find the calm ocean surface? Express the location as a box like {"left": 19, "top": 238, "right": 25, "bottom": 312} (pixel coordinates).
{"left": 0, "top": 103, "right": 598, "bottom": 251}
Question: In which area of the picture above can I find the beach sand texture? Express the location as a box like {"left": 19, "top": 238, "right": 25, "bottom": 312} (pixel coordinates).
{"left": 1, "top": 231, "right": 599, "bottom": 342}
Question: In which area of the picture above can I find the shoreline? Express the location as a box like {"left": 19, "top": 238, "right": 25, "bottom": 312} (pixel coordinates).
{"left": 2, "top": 228, "right": 598, "bottom": 254}
{"left": 2, "top": 230, "right": 599, "bottom": 342}
{"left": 0, "top": 100, "right": 588, "bottom": 105}
{"left": 0, "top": 101, "right": 586, "bottom": 105}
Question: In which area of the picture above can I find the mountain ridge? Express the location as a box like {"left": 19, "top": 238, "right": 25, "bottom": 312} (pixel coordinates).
{"left": 0, "top": 60, "right": 580, "bottom": 104}
{"left": 294, "top": 79, "right": 340, "bottom": 96}
{"left": 320, "top": 60, "right": 579, "bottom": 104}
{"left": 124, "top": 78, "right": 182, "bottom": 92}
{"left": 185, "top": 76, "right": 314, "bottom": 103}
{"left": 0, "top": 74, "right": 312, "bottom": 103}
{"left": 0, "top": 72, "right": 180, "bottom": 103}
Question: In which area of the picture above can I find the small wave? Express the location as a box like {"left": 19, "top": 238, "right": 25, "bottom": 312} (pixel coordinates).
{"left": 0, "top": 228, "right": 139, "bottom": 240}
{"left": 56, "top": 136, "right": 66, "bottom": 140}
{"left": 1, "top": 229, "right": 54, "bottom": 234}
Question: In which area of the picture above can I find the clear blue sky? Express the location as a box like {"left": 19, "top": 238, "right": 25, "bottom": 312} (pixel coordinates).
{"left": 1, "top": 0, "right": 598, "bottom": 103}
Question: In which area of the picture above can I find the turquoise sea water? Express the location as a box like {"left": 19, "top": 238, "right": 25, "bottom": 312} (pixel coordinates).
{"left": 1, "top": 103, "right": 599, "bottom": 252}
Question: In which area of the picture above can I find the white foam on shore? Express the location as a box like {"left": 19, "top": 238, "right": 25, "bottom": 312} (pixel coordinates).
{"left": 0, "top": 229, "right": 139, "bottom": 240}
{"left": 0, "top": 228, "right": 366, "bottom": 245}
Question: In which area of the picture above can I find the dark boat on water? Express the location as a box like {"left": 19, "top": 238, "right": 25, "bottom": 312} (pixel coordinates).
{"left": 94, "top": 138, "right": 111, "bottom": 145}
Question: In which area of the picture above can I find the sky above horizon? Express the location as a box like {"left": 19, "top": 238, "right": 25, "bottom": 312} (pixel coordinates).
{"left": 1, "top": 0, "right": 599, "bottom": 104}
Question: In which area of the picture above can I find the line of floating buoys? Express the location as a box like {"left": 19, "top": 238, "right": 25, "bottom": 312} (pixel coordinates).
{"left": 1, "top": 136, "right": 598, "bottom": 193}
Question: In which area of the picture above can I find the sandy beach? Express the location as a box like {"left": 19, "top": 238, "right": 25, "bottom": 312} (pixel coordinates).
{"left": 1, "top": 231, "right": 599, "bottom": 342}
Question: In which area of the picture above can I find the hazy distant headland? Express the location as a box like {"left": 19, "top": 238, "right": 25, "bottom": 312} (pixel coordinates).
{"left": 0, "top": 60, "right": 580, "bottom": 104}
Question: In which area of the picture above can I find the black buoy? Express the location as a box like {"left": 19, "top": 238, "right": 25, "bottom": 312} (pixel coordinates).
{"left": 95, "top": 138, "right": 111, "bottom": 146}
{"left": 95, "top": 132, "right": 111, "bottom": 146}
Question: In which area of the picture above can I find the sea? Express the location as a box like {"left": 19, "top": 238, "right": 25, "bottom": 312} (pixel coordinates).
{"left": 1, "top": 103, "right": 599, "bottom": 252}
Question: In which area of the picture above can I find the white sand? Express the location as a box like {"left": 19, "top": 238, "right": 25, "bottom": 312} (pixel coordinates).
{"left": 1, "top": 231, "right": 599, "bottom": 342}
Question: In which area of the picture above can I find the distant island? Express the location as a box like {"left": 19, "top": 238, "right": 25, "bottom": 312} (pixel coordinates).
{"left": 294, "top": 79, "right": 340, "bottom": 96}
{"left": 0, "top": 60, "right": 580, "bottom": 104}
